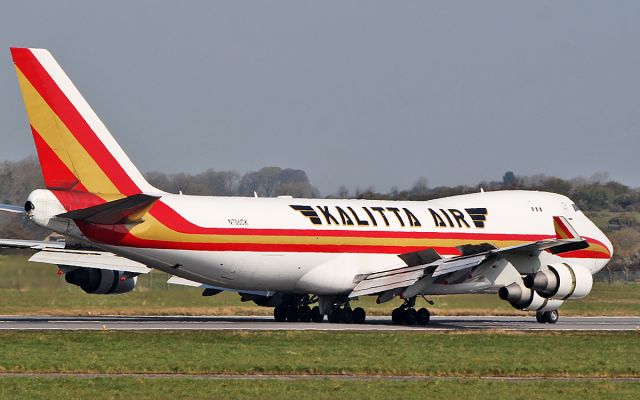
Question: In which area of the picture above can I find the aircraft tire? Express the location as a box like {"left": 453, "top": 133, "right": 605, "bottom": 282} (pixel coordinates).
{"left": 391, "top": 308, "right": 404, "bottom": 325}
{"left": 340, "top": 307, "right": 354, "bottom": 324}
{"left": 285, "top": 305, "right": 299, "bottom": 322}
{"left": 299, "top": 305, "right": 312, "bottom": 322}
{"left": 311, "top": 306, "right": 324, "bottom": 322}
{"left": 535, "top": 311, "right": 545, "bottom": 323}
{"left": 416, "top": 308, "right": 430, "bottom": 325}
{"left": 274, "top": 305, "right": 287, "bottom": 322}
{"left": 544, "top": 310, "right": 559, "bottom": 324}
{"left": 328, "top": 307, "right": 341, "bottom": 323}
{"left": 353, "top": 307, "right": 366, "bottom": 324}
{"left": 405, "top": 308, "right": 418, "bottom": 326}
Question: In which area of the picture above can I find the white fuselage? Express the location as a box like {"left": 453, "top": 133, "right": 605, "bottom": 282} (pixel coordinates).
{"left": 27, "top": 189, "right": 613, "bottom": 296}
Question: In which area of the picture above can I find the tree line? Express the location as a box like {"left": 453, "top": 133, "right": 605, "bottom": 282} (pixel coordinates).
{"left": 1, "top": 158, "right": 638, "bottom": 280}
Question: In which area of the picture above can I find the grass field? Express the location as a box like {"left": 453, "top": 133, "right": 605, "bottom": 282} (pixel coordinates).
{"left": 0, "top": 330, "right": 638, "bottom": 399}
{"left": 0, "top": 331, "right": 638, "bottom": 377}
{"left": 0, "top": 253, "right": 638, "bottom": 316}
{"left": 1, "top": 377, "right": 639, "bottom": 400}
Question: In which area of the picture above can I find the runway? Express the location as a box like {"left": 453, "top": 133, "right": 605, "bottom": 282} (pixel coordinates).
{"left": 0, "top": 315, "right": 638, "bottom": 331}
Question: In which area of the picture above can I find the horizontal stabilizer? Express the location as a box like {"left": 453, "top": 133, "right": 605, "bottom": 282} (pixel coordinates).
{"left": 29, "top": 248, "right": 150, "bottom": 274}
{"left": 0, "top": 203, "right": 25, "bottom": 214}
{"left": 0, "top": 238, "right": 65, "bottom": 250}
{"left": 57, "top": 194, "right": 159, "bottom": 224}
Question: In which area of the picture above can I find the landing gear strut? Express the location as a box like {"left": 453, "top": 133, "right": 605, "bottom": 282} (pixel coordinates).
{"left": 536, "top": 310, "right": 559, "bottom": 324}
{"left": 391, "top": 297, "right": 430, "bottom": 326}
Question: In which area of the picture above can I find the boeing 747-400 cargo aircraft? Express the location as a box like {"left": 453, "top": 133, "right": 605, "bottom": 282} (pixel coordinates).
{"left": 0, "top": 48, "right": 613, "bottom": 325}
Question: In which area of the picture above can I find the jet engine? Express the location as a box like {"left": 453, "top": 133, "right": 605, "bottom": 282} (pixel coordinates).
{"left": 523, "top": 263, "right": 592, "bottom": 300}
{"left": 498, "top": 282, "right": 563, "bottom": 312}
{"left": 64, "top": 267, "right": 137, "bottom": 294}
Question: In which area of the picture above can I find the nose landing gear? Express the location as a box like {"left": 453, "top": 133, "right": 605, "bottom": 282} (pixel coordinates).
{"left": 536, "top": 310, "right": 559, "bottom": 324}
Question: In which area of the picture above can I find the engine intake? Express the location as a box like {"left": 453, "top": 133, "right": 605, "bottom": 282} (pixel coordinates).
{"left": 64, "top": 267, "right": 136, "bottom": 294}
{"left": 523, "top": 263, "right": 592, "bottom": 300}
{"left": 499, "top": 282, "right": 563, "bottom": 312}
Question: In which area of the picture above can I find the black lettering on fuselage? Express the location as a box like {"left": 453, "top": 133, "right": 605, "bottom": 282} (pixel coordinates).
{"left": 448, "top": 209, "right": 470, "bottom": 228}
{"left": 317, "top": 206, "right": 339, "bottom": 225}
{"left": 335, "top": 206, "right": 354, "bottom": 225}
{"left": 429, "top": 208, "right": 447, "bottom": 227}
{"left": 362, "top": 207, "right": 378, "bottom": 226}
{"left": 440, "top": 209, "right": 454, "bottom": 227}
{"left": 348, "top": 207, "right": 369, "bottom": 226}
{"left": 371, "top": 207, "right": 390, "bottom": 226}
{"left": 290, "top": 205, "right": 322, "bottom": 225}
{"left": 403, "top": 208, "right": 421, "bottom": 227}
{"left": 386, "top": 207, "right": 405, "bottom": 227}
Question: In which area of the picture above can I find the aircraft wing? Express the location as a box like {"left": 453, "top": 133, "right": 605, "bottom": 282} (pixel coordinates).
{"left": 349, "top": 216, "right": 587, "bottom": 298}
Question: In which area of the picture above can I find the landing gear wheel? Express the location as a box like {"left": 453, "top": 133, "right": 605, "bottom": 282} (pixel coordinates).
{"left": 544, "top": 310, "right": 559, "bottom": 324}
{"left": 298, "top": 306, "right": 312, "bottom": 322}
{"left": 391, "top": 308, "right": 404, "bottom": 325}
{"left": 404, "top": 308, "right": 417, "bottom": 326}
{"left": 535, "top": 311, "right": 545, "bottom": 323}
{"left": 340, "top": 307, "right": 354, "bottom": 324}
{"left": 311, "top": 306, "right": 324, "bottom": 322}
{"left": 328, "top": 306, "right": 341, "bottom": 323}
{"left": 352, "top": 307, "right": 366, "bottom": 324}
{"left": 416, "top": 308, "right": 430, "bottom": 325}
{"left": 274, "top": 305, "right": 287, "bottom": 322}
{"left": 285, "top": 306, "right": 299, "bottom": 322}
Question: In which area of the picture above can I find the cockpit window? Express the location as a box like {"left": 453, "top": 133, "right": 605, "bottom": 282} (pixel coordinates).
{"left": 572, "top": 203, "right": 580, "bottom": 212}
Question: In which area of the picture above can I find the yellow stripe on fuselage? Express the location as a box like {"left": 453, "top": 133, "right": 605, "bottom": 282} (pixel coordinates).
{"left": 127, "top": 214, "right": 526, "bottom": 247}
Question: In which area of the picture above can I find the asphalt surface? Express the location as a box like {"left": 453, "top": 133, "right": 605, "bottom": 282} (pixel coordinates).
{"left": 0, "top": 315, "right": 638, "bottom": 331}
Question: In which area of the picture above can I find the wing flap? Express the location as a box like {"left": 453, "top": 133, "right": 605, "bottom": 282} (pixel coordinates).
{"left": 29, "top": 248, "right": 150, "bottom": 274}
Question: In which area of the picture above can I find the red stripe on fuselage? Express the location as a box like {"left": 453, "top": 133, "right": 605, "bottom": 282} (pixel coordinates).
{"left": 74, "top": 213, "right": 611, "bottom": 259}
{"left": 12, "top": 48, "right": 140, "bottom": 195}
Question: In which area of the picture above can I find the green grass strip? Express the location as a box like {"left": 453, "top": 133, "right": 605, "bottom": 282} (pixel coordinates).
{"left": 0, "top": 377, "right": 639, "bottom": 400}
{"left": 0, "top": 331, "right": 638, "bottom": 377}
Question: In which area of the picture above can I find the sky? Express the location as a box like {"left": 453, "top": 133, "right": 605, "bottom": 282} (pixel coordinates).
{"left": 1, "top": 1, "right": 639, "bottom": 195}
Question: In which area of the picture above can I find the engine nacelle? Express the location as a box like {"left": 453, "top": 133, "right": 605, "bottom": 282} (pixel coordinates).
{"left": 499, "top": 283, "right": 564, "bottom": 312}
{"left": 523, "top": 263, "right": 592, "bottom": 300}
{"left": 64, "top": 267, "right": 136, "bottom": 294}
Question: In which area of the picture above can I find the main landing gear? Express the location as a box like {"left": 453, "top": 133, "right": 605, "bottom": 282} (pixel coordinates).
{"left": 327, "top": 304, "right": 366, "bottom": 324}
{"left": 273, "top": 297, "right": 367, "bottom": 324}
{"left": 273, "top": 304, "right": 324, "bottom": 323}
{"left": 273, "top": 295, "right": 326, "bottom": 323}
{"left": 535, "top": 310, "right": 559, "bottom": 324}
{"left": 391, "top": 297, "right": 431, "bottom": 326}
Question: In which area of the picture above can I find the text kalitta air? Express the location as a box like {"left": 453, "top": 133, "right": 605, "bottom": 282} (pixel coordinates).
{"left": 290, "top": 205, "right": 487, "bottom": 229}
